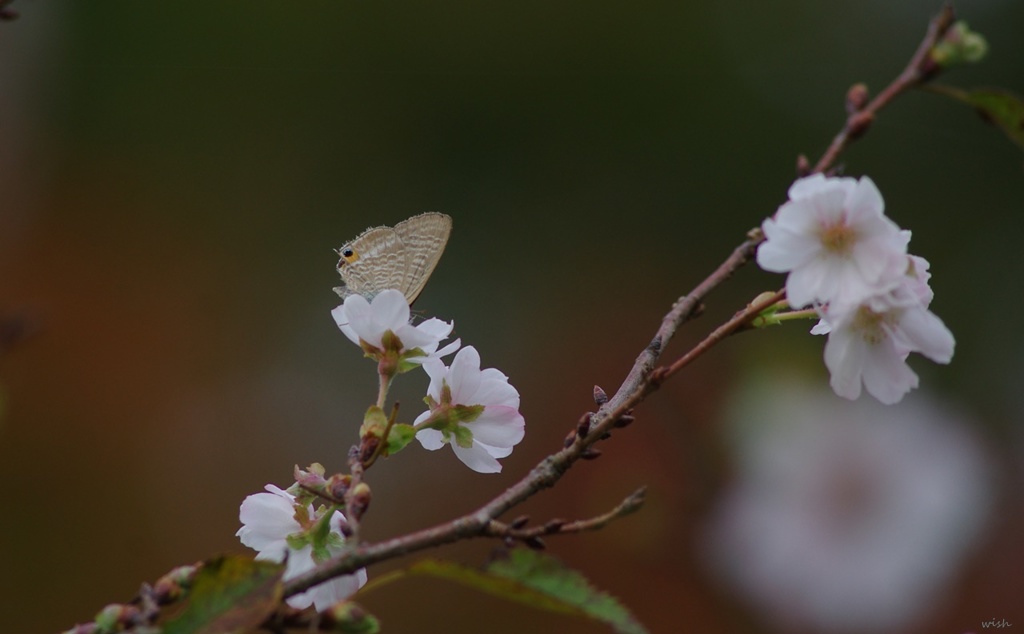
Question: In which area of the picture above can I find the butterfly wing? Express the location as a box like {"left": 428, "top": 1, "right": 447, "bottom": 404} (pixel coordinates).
{"left": 334, "top": 225, "right": 408, "bottom": 300}
{"left": 393, "top": 212, "right": 452, "bottom": 303}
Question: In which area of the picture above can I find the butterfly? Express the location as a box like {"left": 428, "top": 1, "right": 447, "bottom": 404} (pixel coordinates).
{"left": 334, "top": 212, "right": 452, "bottom": 304}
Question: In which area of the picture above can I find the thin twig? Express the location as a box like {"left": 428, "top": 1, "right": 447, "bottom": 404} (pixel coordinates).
{"left": 283, "top": 231, "right": 765, "bottom": 595}
{"left": 656, "top": 289, "right": 785, "bottom": 383}
{"left": 485, "top": 487, "right": 648, "bottom": 542}
{"left": 812, "top": 4, "right": 957, "bottom": 174}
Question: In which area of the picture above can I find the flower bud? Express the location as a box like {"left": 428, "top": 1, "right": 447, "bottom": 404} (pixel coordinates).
{"left": 349, "top": 482, "right": 372, "bottom": 520}
{"left": 845, "top": 83, "right": 870, "bottom": 114}
{"left": 930, "top": 21, "right": 988, "bottom": 69}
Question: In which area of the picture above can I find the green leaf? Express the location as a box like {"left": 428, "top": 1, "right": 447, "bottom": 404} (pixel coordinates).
{"left": 929, "top": 85, "right": 1024, "bottom": 151}
{"left": 163, "top": 556, "right": 284, "bottom": 634}
{"left": 406, "top": 552, "right": 648, "bottom": 634}
{"left": 385, "top": 423, "right": 417, "bottom": 455}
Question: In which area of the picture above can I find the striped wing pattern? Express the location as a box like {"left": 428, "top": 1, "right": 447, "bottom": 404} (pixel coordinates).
{"left": 335, "top": 212, "right": 452, "bottom": 303}
{"left": 393, "top": 212, "right": 452, "bottom": 303}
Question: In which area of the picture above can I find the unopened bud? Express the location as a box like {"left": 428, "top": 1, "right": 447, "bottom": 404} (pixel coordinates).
{"left": 563, "top": 430, "right": 577, "bottom": 448}
{"left": 327, "top": 474, "right": 352, "bottom": 501}
{"left": 614, "top": 414, "right": 635, "bottom": 428}
{"left": 510, "top": 515, "right": 530, "bottom": 529}
{"left": 524, "top": 536, "right": 546, "bottom": 550}
{"left": 543, "top": 518, "right": 568, "bottom": 532}
{"left": 796, "top": 154, "right": 811, "bottom": 177}
{"left": 349, "top": 482, "right": 371, "bottom": 519}
{"left": 930, "top": 20, "right": 988, "bottom": 71}
{"left": 576, "top": 412, "right": 592, "bottom": 438}
{"left": 593, "top": 385, "right": 609, "bottom": 405}
{"left": 845, "top": 83, "right": 869, "bottom": 114}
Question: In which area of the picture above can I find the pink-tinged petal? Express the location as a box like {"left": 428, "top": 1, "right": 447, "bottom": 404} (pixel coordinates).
{"left": 469, "top": 406, "right": 525, "bottom": 447}
{"left": 452, "top": 442, "right": 503, "bottom": 473}
{"left": 419, "top": 358, "right": 447, "bottom": 400}
{"left": 788, "top": 173, "right": 856, "bottom": 201}
{"left": 473, "top": 371, "right": 520, "bottom": 408}
{"left": 756, "top": 223, "right": 820, "bottom": 273}
{"left": 810, "top": 318, "right": 832, "bottom": 336}
{"left": 850, "top": 239, "right": 906, "bottom": 288}
{"left": 478, "top": 440, "right": 514, "bottom": 459}
{"left": 897, "top": 307, "right": 955, "bottom": 364}
{"left": 415, "top": 317, "right": 455, "bottom": 340}
{"left": 448, "top": 347, "right": 482, "bottom": 404}
{"left": 309, "top": 569, "right": 368, "bottom": 611}
{"left": 283, "top": 546, "right": 318, "bottom": 609}
{"left": 861, "top": 342, "right": 919, "bottom": 405}
{"left": 786, "top": 261, "right": 833, "bottom": 308}
{"left": 824, "top": 329, "right": 866, "bottom": 400}
{"left": 343, "top": 295, "right": 380, "bottom": 347}
{"left": 415, "top": 427, "right": 445, "bottom": 450}
{"left": 804, "top": 188, "right": 850, "bottom": 225}
{"left": 844, "top": 176, "right": 886, "bottom": 223}
{"left": 331, "top": 305, "right": 362, "bottom": 346}
{"left": 368, "top": 290, "right": 411, "bottom": 332}
{"left": 432, "top": 338, "right": 462, "bottom": 360}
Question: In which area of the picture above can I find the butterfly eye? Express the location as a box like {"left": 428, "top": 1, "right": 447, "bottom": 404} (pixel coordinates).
{"left": 338, "top": 246, "right": 359, "bottom": 266}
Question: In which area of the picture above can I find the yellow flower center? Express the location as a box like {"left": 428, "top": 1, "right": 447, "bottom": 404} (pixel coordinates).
{"left": 819, "top": 221, "right": 857, "bottom": 256}
{"left": 850, "top": 305, "right": 899, "bottom": 345}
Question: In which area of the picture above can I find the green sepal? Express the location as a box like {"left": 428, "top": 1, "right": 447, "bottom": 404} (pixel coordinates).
{"left": 386, "top": 423, "right": 417, "bottom": 455}
{"left": 396, "top": 348, "right": 427, "bottom": 374}
{"left": 750, "top": 296, "right": 784, "bottom": 328}
{"left": 451, "top": 403, "right": 485, "bottom": 424}
{"left": 162, "top": 555, "right": 284, "bottom": 634}
{"left": 452, "top": 424, "right": 474, "bottom": 449}
{"left": 359, "top": 406, "right": 389, "bottom": 440}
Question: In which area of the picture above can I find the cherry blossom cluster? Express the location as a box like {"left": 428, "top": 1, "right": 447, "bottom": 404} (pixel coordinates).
{"left": 236, "top": 289, "right": 526, "bottom": 612}
{"left": 757, "top": 174, "right": 955, "bottom": 404}
{"left": 331, "top": 289, "right": 526, "bottom": 472}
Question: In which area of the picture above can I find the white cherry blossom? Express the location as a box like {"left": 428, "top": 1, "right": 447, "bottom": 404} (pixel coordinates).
{"left": 757, "top": 174, "right": 909, "bottom": 308}
{"left": 331, "top": 289, "right": 459, "bottom": 363}
{"left": 237, "top": 485, "right": 367, "bottom": 611}
{"left": 813, "top": 270, "right": 954, "bottom": 404}
{"left": 414, "top": 346, "right": 525, "bottom": 473}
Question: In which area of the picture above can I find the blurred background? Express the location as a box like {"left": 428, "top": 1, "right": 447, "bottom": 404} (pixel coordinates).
{"left": 2, "top": 1, "right": 1022, "bottom": 632}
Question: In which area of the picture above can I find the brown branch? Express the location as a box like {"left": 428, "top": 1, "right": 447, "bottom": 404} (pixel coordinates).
{"left": 812, "top": 4, "right": 957, "bottom": 175}
{"left": 284, "top": 5, "right": 964, "bottom": 604}
{"left": 283, "top": 230, "right": 766, "bottom": 596}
